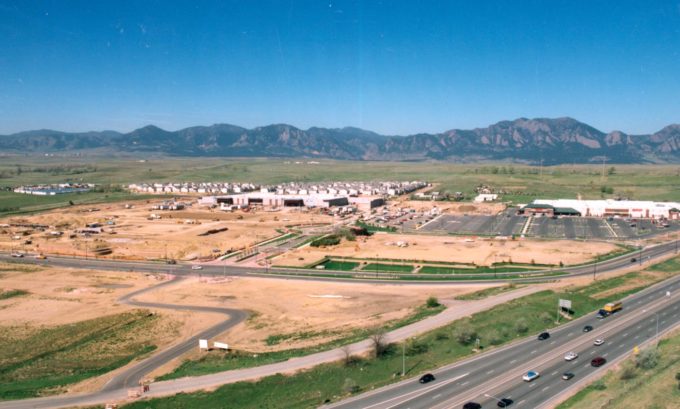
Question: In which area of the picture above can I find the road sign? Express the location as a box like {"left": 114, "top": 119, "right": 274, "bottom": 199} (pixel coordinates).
{"left": 199, "top": 339, "right": 209, "bottom": 350}
{"left": 559, "top": 299, "right": 572, "bottom": 309}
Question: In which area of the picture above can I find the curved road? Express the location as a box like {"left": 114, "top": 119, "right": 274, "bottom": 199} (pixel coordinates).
{"left": 101, "top": 277, "right": 248, "bottom": 391}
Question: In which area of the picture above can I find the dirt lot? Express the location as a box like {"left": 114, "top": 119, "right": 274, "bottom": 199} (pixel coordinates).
{"left": 273, "top": 232, "right": 620, "bottom": 267}
{"left": 0, "top": 199, "right": 333, "bottom": 261}
{"left": 135, "top": 276, "right": 485, "bottom": 352}
{"left": 389, "top": 200, "right": 505, "bottom": 215}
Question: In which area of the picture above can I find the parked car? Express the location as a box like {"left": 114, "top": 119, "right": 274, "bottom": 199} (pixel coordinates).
{"left": 497, "top": 398, "right": 514, "bottom": 407}
{"left": 564, "top": 351, "right": 578, "bottom": 361}
{"left": 419, "top": 373, "right": 435, "bottom": 384}
{"left": 594, "top": 338, "right": 605, "bottom": 346}
{"left": 523, "top": 370, "right": 540, "bottom": 382}
{"left": 583, "top": 325, "right": 593, "bottom": 332}
{"left": 591, "top": 357, "right": 607, "bottom": 367}
{"left": 462, "top": 403, "right": 482, "bottom": 409}
{"left": 537, "top": 332, "right": 550, "bottom": 340}
{"left": 562, "top": 372, "right": 575, "bottom": 380}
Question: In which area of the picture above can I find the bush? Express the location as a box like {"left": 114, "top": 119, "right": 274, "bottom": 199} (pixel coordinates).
{"left": 406, "top": 339, "right": 429, "bottom": 355}
{"left": 434, "top": 332, "right": 449, "bottom": 341}
{"left": 426, "top": 296, "right": 440, "bottom": 308}
{"left": 592, "top": 380, "right": 607, "bottom": 390}
{"left": 636, "top": 348, "right": 659, "bottom": 370}
{"left": 310, "top": 235, "right": 341, "bottom": 247}
{"left": 514, "top": 318, "right": 529, "bottom": 334}
{"left": 453, "top": 324, "right": 477, "bottom": 346}
{"left": 539, "top": 312, "right": 553, "bottom": 324}
{"left": 342, "top": 378, "right": 359, "bottom": 394}
{"left": 619, "top": 363, "right": 637, "bottom": 380}
{"left": 486, "top": 329, "right": 504, "bottom": 346}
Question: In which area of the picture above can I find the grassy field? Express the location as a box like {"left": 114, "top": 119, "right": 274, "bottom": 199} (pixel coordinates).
{"left": 319, "top": 260, "right": 360, "bottom": 271}
{"left": 2, "top": 158, "right": 680, "bottom": 204}
{"left": 0, "top": 190, "right": 155, "bottom": 218}
{"left": 362, "top": 263, "right": 414, "bottom": 273}
{"left": 119, "top": 267, "right": 676, "bottom": 409}
{"left": 556, "top": 329, "right": 680, "bottom": 409}
{"left": 0, "top": 311, "right": 162, "bottom": 399}
{"left": 454, "top": 284, "right": 522, "bottom": 300}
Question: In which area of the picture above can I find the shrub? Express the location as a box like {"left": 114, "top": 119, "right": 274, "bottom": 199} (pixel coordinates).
{"left": 486, "top": 329, "right": 504, "bottom": 346}
{"left": 434, "top": 332, "right": 449, "bottom": 341}
{"left": 514, "top": 318, "right": 529, "bottom": 334}
{"left": 539, "top": 312, "right": 553, "bottom": 324}
{"left": 453, "top": 324, "right": 477, "bottom": 346}
{"left": 342, "top": 378, "right": 359, "bottom": 394}
{"left": 310, "top": 235, "right": 341, "bottom": 247}
{"left": 406, "top": 339, "right": 429, "bottom": 355}
{"left": 636, "top": 348, "right": 659, "bottom": 370}
{"left": 426, "top": 296, "right": 440, "bottom": 308}
{"left": 619, "top": 363, "right": 637, "bottom": 380}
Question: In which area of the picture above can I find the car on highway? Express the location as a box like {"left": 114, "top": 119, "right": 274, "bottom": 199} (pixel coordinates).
{"left": 10, "top": 252, "right": 24, "bottom": 258}
{"left": 191, "top": 265, "right": 203, "bottom": 270}
{"left": 594, "top": 338, "right": 605, "bottom": 346}
{"left": 630, "top": 257, "right": 637, "bottom": 263}
{"left": 497, "top": 397, "right": 514, "bottom": 407}
{"left": 562, "top": 372, "right": 575, "bottom": 380}
{"left": 583, "top": 325, "right": 593, "bottom": 332}
{"left": 597, "top": 309, "right": 609, "bottom": 319}
{"left": 34, "top": 254, "right": 47, "bottom": 259}
{"left": 462, "top": 402, "right": 482, "bottom": 409}
{"left": 564, "top": 351, "right": 578, "bottom": 361}
{"left": 591, "top": 357, "right": 607, "bottom": 367}
{"left": 419, "top": 373, "right": 435, "bottom": 384}
{"left": 523, "top": 370, "right": 540, "bottom": 382}
{"left": 537, "top": 331, "right": 550, "bottom": 340}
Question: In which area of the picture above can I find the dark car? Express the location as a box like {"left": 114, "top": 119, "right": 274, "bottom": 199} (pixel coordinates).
{"left": 591, "top": 357, "right": 607, "bottom": 367}
{"left": 597, "top": 309, "right": 609, "bottom": 319}
{"left": 537, "top": 332, "right": 550, "bottom": 340}
{"left": 497, "top": 398, "right": 514, "bottom": 407}
{"left": 583, "top": 325, "right": 593, "bottom": 332}
{"left": 419, "top": 373, "right": 435, "bottom": 384}
{"left": 463, "top": 403, "right": 482, "bottom": 409}
{"left": 631, "top": 257, "right": 637, "bottom": 263}
{"left": 562, "top": 372, "right": 575, "bottom": 380}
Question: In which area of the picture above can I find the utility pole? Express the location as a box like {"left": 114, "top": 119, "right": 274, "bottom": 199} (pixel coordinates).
{"left": 656, "top": 313, "right": 659, "bottom": 347}
{"left": 593, "top": 255, "right": 597, "bottom": 281}
{"left": 402, "top": 341, "right": 406, "bottom": 376}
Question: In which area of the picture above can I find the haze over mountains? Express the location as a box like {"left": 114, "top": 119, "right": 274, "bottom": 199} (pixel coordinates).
{"left": 2, "top": 117, "right": 679, "bottom": 164}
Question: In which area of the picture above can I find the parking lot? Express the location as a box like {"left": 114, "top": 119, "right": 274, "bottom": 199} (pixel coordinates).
{"left": 415, "top": 212, "right": 680, "bottom": 240}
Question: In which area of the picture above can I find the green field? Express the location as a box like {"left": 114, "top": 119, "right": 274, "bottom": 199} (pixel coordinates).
{"left": 362, "top": 263, "right": 414, "bottom": 273}
{"left": 2, "top": 159, "right": 680, "bottom": 205}
{"left": 0, "top": 311, "right": 162, "bottom": 399}
{"left": 0, "top": 190, "right": 154, "bottom": 217}
{"left": 320, "top": 260, "right": 360, "bottom": 271}
{"left": 116, "top": 266, "right": 678, "bottom": 409}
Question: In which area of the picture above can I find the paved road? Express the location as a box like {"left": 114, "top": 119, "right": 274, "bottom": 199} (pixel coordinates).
{"left": 2, "top": 238, "right": 679, "bottom": 283}
{"left": 326, "top": 273, "right": 680, "bottom": 409}
{"left": 101, "top": 277, "right": 249, "bottom": 392}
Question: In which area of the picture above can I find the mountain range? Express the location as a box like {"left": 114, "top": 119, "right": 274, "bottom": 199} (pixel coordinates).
{"left": 2, "top": 117, "right": 680, "bottom": 164}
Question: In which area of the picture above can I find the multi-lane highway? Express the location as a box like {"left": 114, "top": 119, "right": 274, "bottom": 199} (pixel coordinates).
{"left": 327, "top": 273, "right": 680, "bottom": 409}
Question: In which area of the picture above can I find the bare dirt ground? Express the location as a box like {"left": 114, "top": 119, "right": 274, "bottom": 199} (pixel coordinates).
{"left": 0, "top": 199, "right": 333, "bottom": 261}
{"left": 273, "top": 232, "right": 620, "bottom": 267}
{"left": 389, "top": 199, "right": 505, "bottom": 215}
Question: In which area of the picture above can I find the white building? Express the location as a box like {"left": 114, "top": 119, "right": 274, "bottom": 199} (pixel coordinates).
{"left": 530, "top": 199, "right": 680, "bottom": 219}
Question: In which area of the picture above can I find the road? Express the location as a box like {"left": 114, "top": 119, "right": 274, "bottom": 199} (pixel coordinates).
{"left": 101, "top": 277, "right": 248, "bottom": 391}
{"left": 326, "top": 273, "right": 680, "bottom": 409}
{"left": 2, "top": 238, "right": 679, "bottom": 283}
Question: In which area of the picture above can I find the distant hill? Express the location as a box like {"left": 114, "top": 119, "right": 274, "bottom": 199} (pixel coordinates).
{"left": 1, "top": 117, "right": 679, "bottom": 164}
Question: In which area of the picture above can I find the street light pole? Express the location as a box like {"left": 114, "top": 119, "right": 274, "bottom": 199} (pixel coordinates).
{"left": 484, "top": 393, "right": 503, "bottom": 405}
{"left": 402, "top": 341, "right": 406, "bottom": 376}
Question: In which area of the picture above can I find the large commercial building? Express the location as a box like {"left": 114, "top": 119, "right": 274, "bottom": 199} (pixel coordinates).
{"left": 198, "top": 192, "right": 385, "bottom": 210}
{"left": 521, "top": 199, "right": 680, "bottom": 220}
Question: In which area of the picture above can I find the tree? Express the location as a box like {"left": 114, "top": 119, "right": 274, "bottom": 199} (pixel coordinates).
{"left": 607, "top": 166, "right": 616, "bottom": 176}
{"left": 341, "top": 345, "right": 353, "bottom": 366}
{"left": 369, "top": 330, "right": 389, "bottom": 357}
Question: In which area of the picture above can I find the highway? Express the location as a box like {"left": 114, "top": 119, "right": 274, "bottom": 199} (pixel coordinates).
{"left": 1, "top": 238, "right": 678, "bottom": 284}
{"left": 326, "top": 273, "right": 680, "bottom": 409}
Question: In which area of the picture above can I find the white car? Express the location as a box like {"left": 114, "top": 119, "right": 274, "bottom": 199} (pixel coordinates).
{"left": 564, "top": 351, "right": 578, "bottom": 361}
{"left": 11, "top": 253, "right": 24, "bottom": 258}
{"left": 594, "top": 339, "right": 605, "bottom": 346}
{"left": 191, "top": 265, "right": 203, "bottom": 270}
{"left": 523, "top": 371, "right": 540, "bottom": 382}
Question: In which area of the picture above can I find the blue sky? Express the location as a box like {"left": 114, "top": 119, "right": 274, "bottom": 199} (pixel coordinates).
{"left": 1, "top": 0, "right": 679, "bottom": 135}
